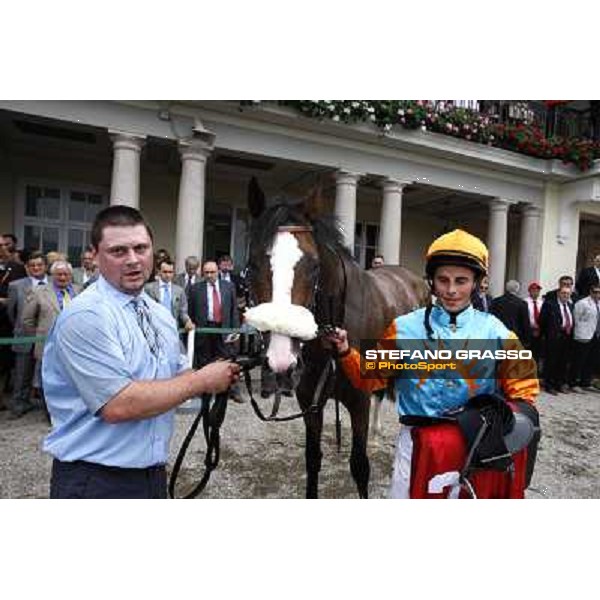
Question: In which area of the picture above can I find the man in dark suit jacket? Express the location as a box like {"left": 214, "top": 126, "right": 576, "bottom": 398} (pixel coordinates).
{"left": 0, "top": 234, "right": 27, "bottom": 407}
{"left": 575, "top": 255, "right": 600, "bottom": 298}
{"left": 217, "top": 254, "right": 245, "bottom": 311}
{"left": 188, "top": 260, "right": 239, "bottom": 368}
{"left": 6, "top": 251, "right": 48, "bottom": 417}
{"left": 539, "top": 286, "right": 574, "bottom": 394}
{"left": 471, "top": 276, "right": 493, "bottom": 313}
{"left": 490, "top": 280, "right": 532, "bottom": 348}
{"left": 544, "top": 275, "right": 579, "bottom": 305}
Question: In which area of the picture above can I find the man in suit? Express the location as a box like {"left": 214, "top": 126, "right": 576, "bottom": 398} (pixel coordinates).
{"left": 72, "top": 246, "right": 98, "bottom": 286}
{"left": 471, "top": 275, "right": 493, "bottom": 313}
{"left": 217, "top": 254, "right": 246, "bottom": 310}
{"left": 6, "top": 250, "right": 48, "bottom": 418}
{"left": 545, "top": 275, "right": 579, "bottom": 304}
{"left": 525, "top": 281, "right": 544, "bottom": 368}
{"left": 174, "top": 255, "right": 200, "bottom": 300}
{"left": 539, "top": 285, "right": 574, "bottom": 395}
{"left": 145, "top": 260, "right": 194, "bottom": 333}
{"left": 490, "top": 280, "right": 533, "bottom": 349}
{"left": 568, "top": 283, "right": 600, "bottom": 392}
{"left": 23, "top": 260, "right": 81, "bottom": 418}
{"left": 575, "top": 255, "right": 600, "bottom": 299}
{"left": 189, "top": 260, "right": 241, "bottom": 402}
{"left": 189, "top": 260, "right": 239, "bottom": 366}
{"left": 0, "top": 234, "right": 27, "bottom": 408}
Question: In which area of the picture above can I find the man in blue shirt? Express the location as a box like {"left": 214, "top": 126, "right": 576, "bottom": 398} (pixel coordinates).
{"left": 43, "top": 205, "right": 240, "bottom": 498}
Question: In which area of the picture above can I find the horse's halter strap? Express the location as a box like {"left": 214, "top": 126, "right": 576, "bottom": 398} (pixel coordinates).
{"left": 276, "top": 225, "right": 313, "bottom": 234}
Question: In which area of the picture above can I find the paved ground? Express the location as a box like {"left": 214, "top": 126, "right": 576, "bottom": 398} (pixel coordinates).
{"left": 1, "top": 385, "right": 599, "bottom": 499}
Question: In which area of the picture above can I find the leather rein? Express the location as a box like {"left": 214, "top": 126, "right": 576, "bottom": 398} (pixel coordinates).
{"left": 168, "top": 225, "right": 348, "bottom": 499}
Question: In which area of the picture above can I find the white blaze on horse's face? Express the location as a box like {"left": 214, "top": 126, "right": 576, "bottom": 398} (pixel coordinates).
{"left": 270, "top": 231, "right": 303, "bottom": 305}
{"left": 267, "top": 232, "right": 302, "bottom": 373}
{"left": 244, "top": 230, "right": 319, "bottom": 373}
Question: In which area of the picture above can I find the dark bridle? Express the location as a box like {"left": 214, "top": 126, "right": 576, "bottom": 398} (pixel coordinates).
{"left": 240, "top": 213, "right": 349, "bottom": 424}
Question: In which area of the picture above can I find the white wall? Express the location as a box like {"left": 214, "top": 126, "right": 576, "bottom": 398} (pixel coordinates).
{"left": 539, "top": 183, "right": 580, "bottom": 291}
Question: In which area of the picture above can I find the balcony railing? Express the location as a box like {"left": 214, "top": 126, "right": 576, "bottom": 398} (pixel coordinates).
{"left": 245, "top": 101, "right": 600, "bottom": 170}
{"left": 451, "top": 100, "right": 599, "bottom": 141}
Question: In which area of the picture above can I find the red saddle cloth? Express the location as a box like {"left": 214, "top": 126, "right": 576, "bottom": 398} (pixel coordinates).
{"left": 409, "top": 414, "right": 528, "bottom": 499}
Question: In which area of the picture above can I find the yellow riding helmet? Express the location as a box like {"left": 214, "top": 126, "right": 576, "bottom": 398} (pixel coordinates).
{"left": 425, "top": 229, "right": 488, "bottom": 278}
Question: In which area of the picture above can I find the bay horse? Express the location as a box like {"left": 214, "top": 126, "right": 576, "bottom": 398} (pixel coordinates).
{"left": 244, "top": 177, "right": 429, "bottom": 498}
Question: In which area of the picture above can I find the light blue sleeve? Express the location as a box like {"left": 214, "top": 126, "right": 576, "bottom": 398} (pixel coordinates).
{"left": 54, "top": 309, "right": 134, "bottom": 415}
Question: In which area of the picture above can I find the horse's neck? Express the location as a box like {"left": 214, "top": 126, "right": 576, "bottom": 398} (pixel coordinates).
{"left": 336, "top": 260, "right": 422, "bottom": 342}
{"left": 319, "top": 251, "right": 384, "bottom": 337}
{"left": 343, "top": 262, "right": 389, "bottom": 338}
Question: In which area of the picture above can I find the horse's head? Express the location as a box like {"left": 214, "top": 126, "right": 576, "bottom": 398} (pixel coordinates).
{"left": 243, "top": 177, "right": 328, "bottom": 373}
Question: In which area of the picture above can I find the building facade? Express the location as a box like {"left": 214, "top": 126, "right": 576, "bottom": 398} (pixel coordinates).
{"left": 1, "top": 100, "right": 599, "bottom": 295}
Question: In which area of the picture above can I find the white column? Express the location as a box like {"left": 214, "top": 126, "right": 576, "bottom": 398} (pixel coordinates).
{"left": 335, "top": 171, "right": 360, "bottom": 249}
{"left": 175, "top": 138, "right": 213, "bottom": 272}
{"left": 379, "top": 178, "right": 409, "bottom": 265}
{"left": 517, "top": 204, "right": 543, "bottom": 293}
{"left": 109, "top": 131, "right": 146, "bottom": 207}
{"left": 487, "top": 198, "right": 512, "bottom": 297}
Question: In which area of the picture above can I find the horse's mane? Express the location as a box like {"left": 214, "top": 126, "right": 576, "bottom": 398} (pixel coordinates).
{"left": 249, "top": 199, "right": 353, "bottom": 261}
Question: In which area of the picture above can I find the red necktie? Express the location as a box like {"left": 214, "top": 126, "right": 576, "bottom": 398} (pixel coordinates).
{"left": 212, "top": 283, "right": 222, "bottom": 323}
{"left": 562, "top": 303, "right": 571, "bottom": 335}
{"left": 533, "top": 299, "right": 539, "bottom": 325}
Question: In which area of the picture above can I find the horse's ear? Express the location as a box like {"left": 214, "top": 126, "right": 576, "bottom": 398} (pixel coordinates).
{"left": 303, "top": 181, "right": 325, "bottom": 220}
{"left": 248, "top": 177, "right": 266, "bottom": 218}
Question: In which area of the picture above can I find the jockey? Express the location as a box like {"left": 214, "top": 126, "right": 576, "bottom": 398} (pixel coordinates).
{"left": 328, "top": 229, "right": 540, "bottom": 498}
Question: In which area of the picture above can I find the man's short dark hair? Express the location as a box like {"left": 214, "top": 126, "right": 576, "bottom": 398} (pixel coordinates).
{"left": 218, "top": 254, "right": 233, "bottom": 263}
{"left": 159, "top": 259, "right": 175, "bottom": 269}
{"left": 558, "top": 275, "right": 573, "bottom": 284}
{"left": 2, "top": 233, "right": 17, "bottom": 246}
{"left": 27, "top": 250, "right": 47, "bottom": 265}
{"left": 91, "top": 205, "right": 154, "bottom": 249}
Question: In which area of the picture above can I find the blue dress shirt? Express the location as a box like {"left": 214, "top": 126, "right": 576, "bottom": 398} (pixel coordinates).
{"left": 42, "top": 275, "right": 188, "bottom": 468}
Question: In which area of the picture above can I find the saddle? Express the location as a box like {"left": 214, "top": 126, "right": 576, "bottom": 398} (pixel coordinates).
{"left": 400, "top": 394, "right": 541, "bottom": 498}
